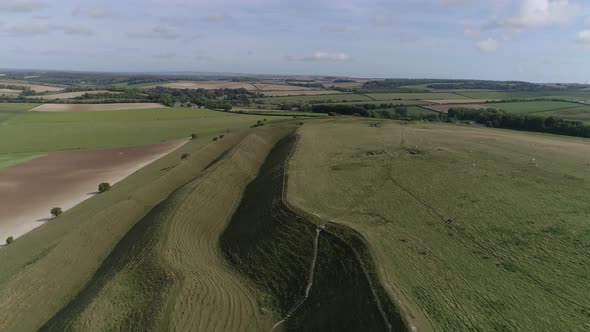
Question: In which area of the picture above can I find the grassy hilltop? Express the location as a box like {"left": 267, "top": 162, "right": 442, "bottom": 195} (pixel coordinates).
{"left": 288, "top": 119, "right": 590, "bottom": 331}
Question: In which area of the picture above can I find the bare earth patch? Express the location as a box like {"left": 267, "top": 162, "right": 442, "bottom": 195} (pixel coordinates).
{"left": 422, "top": 104, "right": 487, "bottom": 113}
{"left": 0, "top": 139, "right": 188, "bottom": 241}
{"left": 27, "top": 90, "right": 121, "bottom": 100}
{"left": 31, "top": 103, "right": 167, "bottom": 112}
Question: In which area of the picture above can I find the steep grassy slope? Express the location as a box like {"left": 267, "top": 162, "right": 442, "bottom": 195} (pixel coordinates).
{"left": 39, "top": 125, "right": 292, "bottom": 331}
{"left": 220, "top": 134, "right": 406, "bottom": 331}
{"left": 0, "top": 124, "right": 291, "bottom": 331}
{"left": 288, "top": 119, "right": 590, "bottom": 331}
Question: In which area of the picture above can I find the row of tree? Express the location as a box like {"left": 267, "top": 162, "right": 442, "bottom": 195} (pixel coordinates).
{"left": 448, "top": 108, "right": 590, "bottom": 138}
{"left": 145, "top": 87, "right": 256, "bottom": 109}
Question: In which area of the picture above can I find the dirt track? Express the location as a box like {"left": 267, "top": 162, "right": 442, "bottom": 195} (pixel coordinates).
{"left": 0, "top": 139, "right": 187, "bottom": 241}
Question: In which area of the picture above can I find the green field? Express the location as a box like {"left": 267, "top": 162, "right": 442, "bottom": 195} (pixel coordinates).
{"left": 288, "top": 119, "right": 590, "bottom": 331}
{"left": 367, "top": 92, "right": 468, "bottom": 100}
{"left": 535, "top": 106, "right": 590, "bottom": 123}
{"left": 457, "top": 90, "right": 590, "bottom": 101}
{"left": 0, "top": 103, "right": 40, "bottom": 112}
{"left": 485, "top": 101, "right": 590, "bottom": 123}
{"left": 0, "top": 108, "right": 291, "bottom": 154}
{"left": 316, "top": 100, "right": 428, "bottom": 106}
{"left": 485, "top": 101, "right": 582, "bottom": 113}
{"left": 255, "top": 93, "right": 372, "bottom": 104}
{"left": 0, "top": 153, "right": 44, "bottom": 169}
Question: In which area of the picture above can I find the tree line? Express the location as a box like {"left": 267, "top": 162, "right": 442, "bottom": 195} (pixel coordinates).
{"left": 448, "top": 108, "right": 590, "bottom": 138}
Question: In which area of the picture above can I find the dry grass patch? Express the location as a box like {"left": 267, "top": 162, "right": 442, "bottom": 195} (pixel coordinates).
{"left": 148, "top": 80, "right": 257, "bottom": 90}
{"left": 262, "top": 90, "right": 342, "bottom": 96}
{"left": 28, "top": 91, "right": 121, "bottom": 100}
{"left": 0, "top": 82, "right": 63, "bottom": 92}
{"left": 31, "top": 103, "right": 167, "bottom": 112}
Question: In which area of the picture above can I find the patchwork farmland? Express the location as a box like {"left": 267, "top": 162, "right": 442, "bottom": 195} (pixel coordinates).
{"left": 1, "top": 73, "right": 590, "bottom": 332}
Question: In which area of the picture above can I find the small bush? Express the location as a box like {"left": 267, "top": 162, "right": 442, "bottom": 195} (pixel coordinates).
{"left": 50, "top": 207, "right": 63, "bottom": 217}
{"left": 190, "top": 133, "right": 197, "bottom": 140}
{"left": 219, "top": 135, "right": 224, "bottom": 139}
{"left": 213, "top": 137, "right": 218, "bottom": 141}
{"left": 98, "top": 182, "right": 111, "bottom": 193}
{"left": 6, "top": 236, "right": 14, "bottom": 245}
{"left": 181, "top": 153, "right": 190, "bottom": 159}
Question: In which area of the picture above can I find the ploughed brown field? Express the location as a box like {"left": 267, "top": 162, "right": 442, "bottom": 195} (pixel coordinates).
{"left": 31, "top": 103, "right": 167, "bottom": 112}
{"left": 422, "top": 104, "right": 487, "bottom": 113}
{"left": 0, "top": 139, "right": 187, "bottom": 241}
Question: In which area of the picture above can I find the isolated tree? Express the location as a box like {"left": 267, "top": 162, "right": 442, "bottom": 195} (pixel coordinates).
{"left": 50, "top": 207, "right": 63, "bottom": 217}
{"left": 98, "top": 182, "right": 111, "bottom": 193}
{"left": 6, "top": 236, "right": 14, "bottom": 245}
{"left": 181, "top": 153, "right": 190, "bottom": 159}
{"left": 190, "top": 133, "right": 198, "bottom": 140}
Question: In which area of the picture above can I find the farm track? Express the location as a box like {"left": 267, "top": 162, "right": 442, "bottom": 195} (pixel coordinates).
{"left": 221, "top": 133, "right": 407, "bottom": 331}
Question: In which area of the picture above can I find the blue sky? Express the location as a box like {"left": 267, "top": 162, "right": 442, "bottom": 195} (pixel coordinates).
{"left": 0, "top": 0, "right": 589, "bottom": 82}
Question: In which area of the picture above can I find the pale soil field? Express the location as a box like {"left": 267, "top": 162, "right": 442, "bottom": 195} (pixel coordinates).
{"left": 147, "top": 80, "right": 258, "bottom": 90}
{"left": 0, "top": 139, "right": 187, "bottom": 242}
{"left": 27, "top": 90, "right": 121, "bottom": 100}
{"left": 262, "top": 90, "right": 343, "bottom": 96}
{"left": 0, "top": 89, "right": 20, "bottom": 95}
{"left": 0, "top": 82, "right": 63, "bottom": 92}
{"left": 422, "top": 104, "right": 486, "bottom": 113}
{"left": 288, "top": 119, "right": 590, "bottom": 331}
{"left": 252, "top": 83, "right": 312, "bottom": 91}
{"left": 423, "top": 99, "right": 499, "bottom": 104}
{"left": 31, "top": 103, "right": 166, "bottom": 112}
{"left": 321, "top": 80, "right": 368, "bottom": 88}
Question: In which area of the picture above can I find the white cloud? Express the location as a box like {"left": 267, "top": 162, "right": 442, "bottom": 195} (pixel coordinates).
{"left": 72, "top": 7, "right": 113, "bottom": 19}
{"left": 0, "top": 0, "right": 48, "bottom": 12}
{"left": 128, "top": 25, "right": 179, "bottom": 39}
{"left": 286, "top": 51, "right": 351, "bottom": 62}
{"left": 476, "top": 38, "right": 499, "bottom": 52}
{"left": 577, "top": 30, "right": 590, "bottom": 45}
{"left": 492, "top": 0, "right": 577, "bottom": 30}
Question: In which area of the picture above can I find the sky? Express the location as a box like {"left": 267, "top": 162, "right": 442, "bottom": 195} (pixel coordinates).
{"left": 0, "top": 0, "right": 589, "bottom": 82}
